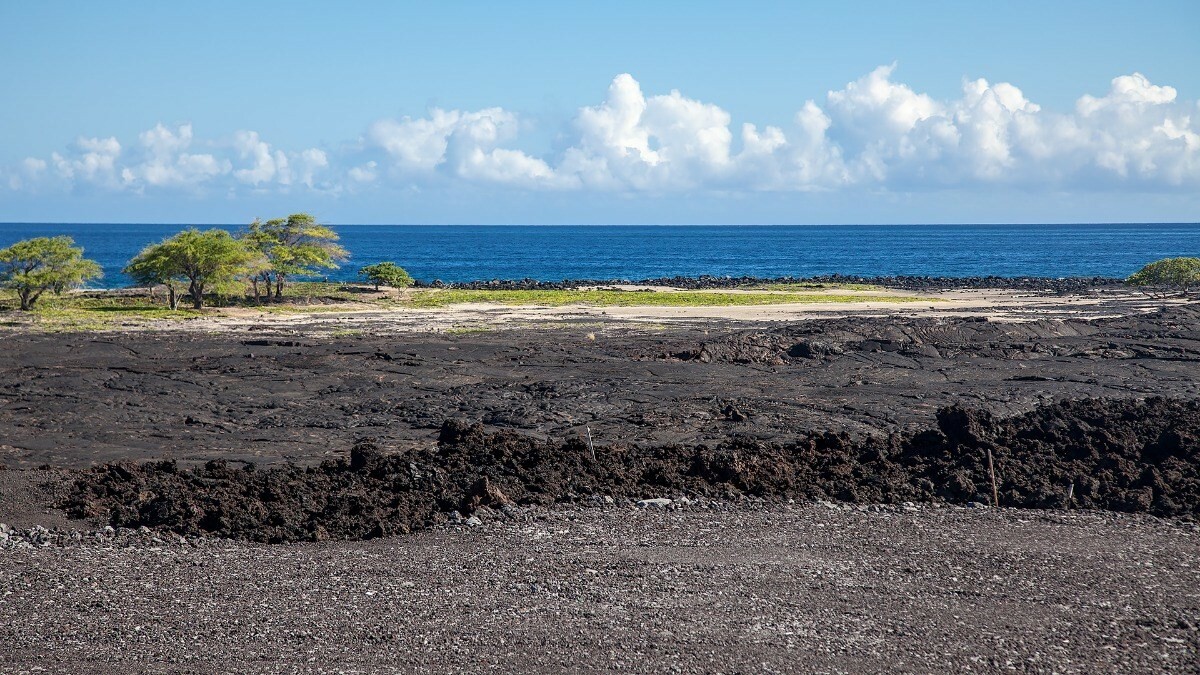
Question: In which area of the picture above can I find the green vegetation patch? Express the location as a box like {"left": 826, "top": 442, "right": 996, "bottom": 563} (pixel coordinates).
{"left": 404, "top": 288, "right": 928, "bottom": 308}
{"left": 0, "top": 282, "right": 933, "bottom": 333}
{"left": 0, "top": 281, "right": 383, "bottom": 332}
{"left": 741, "top": 282, "right": 885, "bottom": 292}
{"left": 0, "top": 294, "right": 205, "bottom": 332}
{"left": 0, "top": 289, "right": 199, "bottom": 331}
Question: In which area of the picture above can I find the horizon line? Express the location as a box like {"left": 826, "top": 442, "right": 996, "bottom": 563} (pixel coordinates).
{"left": 2, "top": 221, "right": 1199, "bottom": 228}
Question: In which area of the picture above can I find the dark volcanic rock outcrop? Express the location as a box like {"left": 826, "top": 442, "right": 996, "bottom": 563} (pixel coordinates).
{"left": 63, "top": 397, "right": 1200, "bottom": 542}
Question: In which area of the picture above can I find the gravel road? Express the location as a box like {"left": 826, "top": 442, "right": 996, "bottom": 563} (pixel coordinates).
{"left": 2, "top": 504, "right": 1197, "bottom": 673}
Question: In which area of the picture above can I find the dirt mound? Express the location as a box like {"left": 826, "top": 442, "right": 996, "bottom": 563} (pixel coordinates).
{"left": 62, "top": 397, "right": 1199, "bottom": 542}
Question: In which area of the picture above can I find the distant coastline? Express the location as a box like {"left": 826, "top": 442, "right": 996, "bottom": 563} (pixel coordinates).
{"left": 2, "top": 221, "right": 1198, "bottom": 226}
{"left": 417, "top": 274, "right": 1123, "bottom": 294}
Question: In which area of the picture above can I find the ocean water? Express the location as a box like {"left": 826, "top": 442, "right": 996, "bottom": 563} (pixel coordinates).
{"left": 0, "top": 223, "right": 1198, "bottom": 287}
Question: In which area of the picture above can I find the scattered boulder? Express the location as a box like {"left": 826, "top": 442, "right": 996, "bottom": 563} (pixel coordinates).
{"left": 721, "top": 404, "right": 749, "bottom": 423}
{"left": 462, "top": 476, "right": 515, "bottom": 511}
{"left": 679, "top": 333, "right": 788, "bottom": 365}
{"left": 788, "top": 340, "right": 845, "bottom": 359}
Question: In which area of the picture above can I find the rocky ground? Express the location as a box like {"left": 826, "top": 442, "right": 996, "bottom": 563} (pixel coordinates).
{"left": 53, "top": 397, "right": 1200, "bottom": 543}
{"left": 1, "top": 301, "right": 1197, "bottom": 470}
{"left": 1, "top": 504, "right": 1197, "bottom": 673}
{"left": 1, "top": 288, "right": 1198, "bottom": 672}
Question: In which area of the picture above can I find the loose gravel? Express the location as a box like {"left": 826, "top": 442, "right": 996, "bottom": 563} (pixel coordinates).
{"left": 1, "top": 504, "right": 1197, "bottom": 673}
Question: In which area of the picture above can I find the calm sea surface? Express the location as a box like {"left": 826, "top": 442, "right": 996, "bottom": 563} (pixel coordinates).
{"left": 1, "top": 223, "right": 1198, "bottom": 287}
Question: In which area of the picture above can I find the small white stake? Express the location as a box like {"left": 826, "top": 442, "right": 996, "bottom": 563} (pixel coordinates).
{"left": 987, "top": 447, "right": 999, "bottom": 507}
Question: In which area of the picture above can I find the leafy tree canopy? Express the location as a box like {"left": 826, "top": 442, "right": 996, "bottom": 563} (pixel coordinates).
{"left": 127, "top": 229, "right": 262, "bottom": 309}
{"left": 244, "top": 213, "right": 348, "bottom": 297}
{"left": 125, "top": 238, "right": 191, "bottom": 309}
{"left": 0, "top": 236, "right": 102, "bottom": 310}
{"left": 125, "top": 242, "right": 184, "bottom": 285}
{"left": 359, "top": 262, "right": 414, "bottom": 289}
{"left": 1127, "top": 257, "right": 1200, "bottom": 293}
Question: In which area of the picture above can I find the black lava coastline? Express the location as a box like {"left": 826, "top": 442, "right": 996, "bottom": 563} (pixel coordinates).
{"left": 415, "top": 274, "right": 1122, "bottom": 293}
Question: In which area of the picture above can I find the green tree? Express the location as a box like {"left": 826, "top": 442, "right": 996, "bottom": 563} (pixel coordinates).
{"left": 243, "top": 214, "right": 348, "bottom": 299}
{"left": 359, "top": 262, "right": 414, "bottom": 290}
{"left": 1127, "top": 257, "right": 1200, "bottom": 295}
{"left": 126, "top": 229, "right": 261, "bottom": 309}
{"left": 124, "top": 242, "right": 187, "bottom": 310}
{"left": 0, "top": 236, "right": 102, "bottom": 310}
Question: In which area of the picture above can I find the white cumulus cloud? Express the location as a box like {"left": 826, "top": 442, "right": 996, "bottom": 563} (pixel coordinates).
{"left": 348, "top": 160, "right": 378, "bottom": 184}
{"left": 233, "top": 130, "right": 285, "bottom": 186}
{"left": 366, "top": 106, "right": 568, "bottom": 188}
{"left": 556, "top": 74, "right": 736, "bottom": 190}
{"left": 124, "top": 123, "right": 229, "bottom": 189}
{"left": 50, "top": 136, "right": 123, "bottom": 188}
{"left": 6, "top": 67, "right": 1198, "bottom": 198}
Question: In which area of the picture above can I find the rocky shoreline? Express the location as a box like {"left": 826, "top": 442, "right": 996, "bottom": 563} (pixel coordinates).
{"left": 417, "top": 273, "right": 1124, "bottom": 293}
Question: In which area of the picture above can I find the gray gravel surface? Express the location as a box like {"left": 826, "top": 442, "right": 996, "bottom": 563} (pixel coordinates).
{"left": 2, "top": 504, "right": 1197, "bottom": 673}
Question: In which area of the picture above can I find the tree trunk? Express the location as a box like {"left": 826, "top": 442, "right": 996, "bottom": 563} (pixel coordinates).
{"left": 19, "top": 289, "right": 32, "bottom": 311}
{"left": 168, "top": 286, "right": 178, "bottom": 310}
{"left": 250, "top": 278, "right": 259, "bottom": 302}
{"left": 274, "top": 274, "right": 284, "bottom": 300}
{"left": 190, "top": 281, "right": 204, "bottom": 309}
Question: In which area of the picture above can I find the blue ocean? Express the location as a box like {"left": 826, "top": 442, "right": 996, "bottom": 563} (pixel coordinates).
{"left": 1, "top": 223, "right": 1198, "bottom": 287}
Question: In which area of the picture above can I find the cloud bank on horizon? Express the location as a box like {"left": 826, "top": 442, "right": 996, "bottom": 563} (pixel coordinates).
{"left": 6, "top": 66, "right": 1199, "bottom": 200}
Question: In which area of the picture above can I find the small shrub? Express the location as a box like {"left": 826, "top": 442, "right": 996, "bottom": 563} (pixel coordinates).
{"left": 359, "top": 262, "right": 414, "bottom": 290}
{"left": 1126, "top": 257, "right": 1200, "bottom": 295}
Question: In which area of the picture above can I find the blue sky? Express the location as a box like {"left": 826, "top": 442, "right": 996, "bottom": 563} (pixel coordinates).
{"left": 2, "top": 1, "right": 1198, "bottom": 224}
